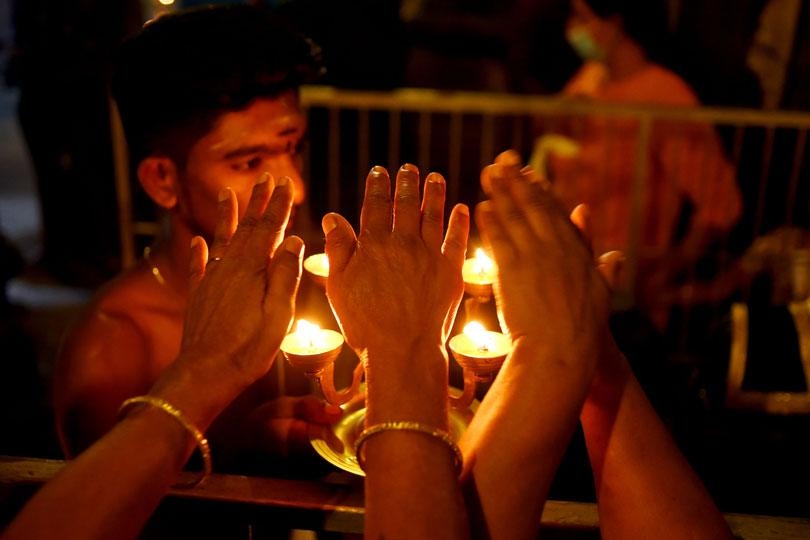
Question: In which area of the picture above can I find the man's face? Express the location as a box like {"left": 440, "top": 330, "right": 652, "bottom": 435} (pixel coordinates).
{"left": 178, "top": 90, "right": 307, "bottom": 239}
{"left": 566, "top": 0, "right": 618, "bottom": 61}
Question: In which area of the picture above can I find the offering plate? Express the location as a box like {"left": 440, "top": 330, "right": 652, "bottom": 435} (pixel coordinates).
{"left": 309, "top": 388, "right": 477, "bottom": 476}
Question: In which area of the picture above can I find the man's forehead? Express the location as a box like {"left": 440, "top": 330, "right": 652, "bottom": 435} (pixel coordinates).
{"left": 206, "top": 94, "right": 306, "bottom": 151}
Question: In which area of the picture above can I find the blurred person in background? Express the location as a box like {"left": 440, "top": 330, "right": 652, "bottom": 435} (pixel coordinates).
{"left": 534, "top": 0, "right": 743, "bottom": 333}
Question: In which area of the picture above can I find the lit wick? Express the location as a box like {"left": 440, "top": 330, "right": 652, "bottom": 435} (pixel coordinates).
{"left": 473, "top": 249, "right": 494, "bottom": 280}
{"left": 294, "top": 319, "right": 327, "bottom": 353}
{"left": 463, "top": 321, "right": 495, "bottom": 353}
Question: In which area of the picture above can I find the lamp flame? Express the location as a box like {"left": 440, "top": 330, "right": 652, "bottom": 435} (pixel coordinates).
{"left": 295, "top": 319, "right": 325, "bottom": 351}
{"left": 473, "top": 249, "right": 494, "bottom": 277}
{"left": 463, "top": 321, "right": 494, "bottom": 352}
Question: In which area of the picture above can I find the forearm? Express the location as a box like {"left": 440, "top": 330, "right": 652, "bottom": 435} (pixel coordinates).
{"left": 460, "top": 338, "right": 595, "bottom": 540}
{"left": 580, "top": 343, "right": 732, "bottom": 539}
{"left": 3, "top": 407, "right": 195, "bottom": 540}
{"left": 363, "top": 338, "right": 469, "bottom": 540}
{"left": 5, "top": 353, "right": 250, "bottom": 540}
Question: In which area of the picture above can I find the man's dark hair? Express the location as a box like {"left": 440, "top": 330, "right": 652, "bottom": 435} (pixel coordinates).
{"left": 111, "top": 4, "right": 324, "bottom": 167}
{"left": 578, "top": 0, "right": 670, "bottom": 63}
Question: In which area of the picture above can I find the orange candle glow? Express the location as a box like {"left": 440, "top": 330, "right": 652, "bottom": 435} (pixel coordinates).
{"left": 449, "top": 321, "right": 511, "bottom": 359}
{"left": 281, "top": 319, "right": 343, "bottom": 356}
{"left": 462, "top": 249, "right": 496, "bottom": 285}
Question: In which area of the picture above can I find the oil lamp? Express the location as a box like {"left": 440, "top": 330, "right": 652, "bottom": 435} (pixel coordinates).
{"left": 280, "top": 319, "right": 363, "bottom": 406}
{"left": 303, "top": 253, "right": 330, "bottom": 288}
{"left": 448, "top": 321, "right": 511, "bottom": 408}
{"left": 462, "top": 248, "right": 496, "bottom": 299}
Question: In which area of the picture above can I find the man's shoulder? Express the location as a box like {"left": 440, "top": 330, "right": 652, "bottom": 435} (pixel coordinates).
{"left": 635, "top": 65, "right": 699, "bottom": 105}
{"left": 64, "top": 265, "right": 177, "bottom": 348}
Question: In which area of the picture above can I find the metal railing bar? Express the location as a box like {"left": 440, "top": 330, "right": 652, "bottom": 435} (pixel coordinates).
{"left": 301, "top": 86, "right": 810, "bottom": 128}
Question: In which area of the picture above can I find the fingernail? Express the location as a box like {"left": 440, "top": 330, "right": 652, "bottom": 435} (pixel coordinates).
{"left": 218, "top": 187, "right": 230, "bottom": 202}
{"left": 426, "top": 172, "right": 443, "bottom": 184}
{"left": 190, "top": 236, "right": 204, "bottom": 250}
{"left": 257, "top": 172, "right": 270, "bottom": 184}
{"left": 456, "top": 203, "right": 469, "bottom": 216}
{"left": 370, "top": 165, "right": 386, "bottom": 176}
{"left": 400, "top": 163, "right": 418, "bottom": 174}
{"left": 284, "top": 236, "right": 304, "bottom": 255}
{"left": 277, "top": 175, "right": 289, "bottom": 186}
{"left": 322, "top": 214, "right": 338, "bottom": 234}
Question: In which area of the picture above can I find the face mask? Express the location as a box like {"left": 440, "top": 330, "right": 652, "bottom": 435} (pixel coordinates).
{"left": 566, "top": 27, "right": 605, "bottom": 61}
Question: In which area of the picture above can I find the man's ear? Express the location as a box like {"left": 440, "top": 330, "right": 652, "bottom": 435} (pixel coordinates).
{"left": 137, "top": 157, "right": 180, "bottom": 210}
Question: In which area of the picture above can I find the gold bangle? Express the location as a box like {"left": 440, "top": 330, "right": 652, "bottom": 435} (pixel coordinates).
{"left": 354, "top": 421, "right": 463, "bottom": 477}
{"left": 119, "top": 396, "right": 212, "bottom": 488}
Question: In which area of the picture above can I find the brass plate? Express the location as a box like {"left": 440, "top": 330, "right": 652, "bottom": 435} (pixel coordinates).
{"left": 309, "top": 389, "right": 478, "bottom": 477}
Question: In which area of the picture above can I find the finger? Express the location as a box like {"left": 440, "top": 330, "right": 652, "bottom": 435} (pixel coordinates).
{"left": 241, "top": 172, "right": 274, "bottom": 226}
{"left": 282, "top": 419, "right": 316, "bottom": 456}
{"left": 264, "top": 235, "right": 304, "bottom": 321}
{"left": 482, "top": 150, "right": 523, "bottom": 197}
{"left": 475, "top": 200, "right": 515, "bottom": 266}
{"left": 493, "top": 149, "right": 523, "bottom": 181}
{"left": 520, "top": 165, "right": 551, "bottom": 190}
{"left": 292, "top": 395, "right": 343, "bottom": 423}
{"left": 569, "top": 203, "right": 592, "bottom": 251}
{"left": 508, "top": 173, "right": 580, "bottom": 248}
{"left": 421, "top": 171, "right": 446, "bottom": 250}
{"left": 359, "top": 166, "right": 392, "bottom": 237}
{"left": 485, "top": 164, "right": 538, "bottom": 250}
{"left": 188, "top": 235, "right": 208, "bottom": 294}
{"left": 597, "top": 250, "right": 625, "bottom": 290}
{"left": 480, "top": 162, "right": 494, "bottom": 197}
{"left": 308, "top": 422, "right": 345, "bottom": 453}
{"left": 208, "top": 187, "right": 238, "bottom": 262}
{"left": 258, "top": 175, "right": 295, "bottom": 254}
{"left": 322, "top": 212, "right": 357, "bottom": 274}
{"left": 393, "top": 163, "right": 421, "bottom": 237}
{"left": 442, "top": 203, "right": 470, "bottom": 268}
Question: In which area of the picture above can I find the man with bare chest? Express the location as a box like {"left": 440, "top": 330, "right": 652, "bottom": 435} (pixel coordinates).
{"left": 53, "top": 5, "right": 342, "bottom": 471}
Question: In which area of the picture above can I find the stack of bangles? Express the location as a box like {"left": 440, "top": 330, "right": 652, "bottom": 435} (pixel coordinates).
{"left": 118, "top": 395, "right": 212, "bottom": 488}
{"left": 354, "top": 421, "right": 464, "bottom": 477}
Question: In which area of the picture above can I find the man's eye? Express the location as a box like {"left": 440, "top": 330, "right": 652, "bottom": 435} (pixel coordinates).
{"left": 292, "top": 140, "right": 308, "bottom": 156}
{"left": 233, "top": 157, "right": 263, "bottom": 171}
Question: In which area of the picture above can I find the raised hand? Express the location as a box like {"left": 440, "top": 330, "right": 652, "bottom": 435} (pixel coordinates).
{"left": 323, "top": 164, "right": 471, "bottom": 540}
{"left": 477, "top": 158, "right": 613, "bottom": 361}
{"left": 323, "top": 164, "right": 469, "bottom": 358}
{"left": 152, "top": 174, "right": 303, "bottom": 425}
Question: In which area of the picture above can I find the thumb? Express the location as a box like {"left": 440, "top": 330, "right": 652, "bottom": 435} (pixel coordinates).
{"left": 322, "top": 212, "right": 357, "bottom": 274}
{"left": 187, "top": 236, "right": 208, "bottom": 294}
{"left": 597, "top": 250, "right": 625, "bottom": 290}
{"left": 292, "top": 395, "right": 343, "bottom": 424}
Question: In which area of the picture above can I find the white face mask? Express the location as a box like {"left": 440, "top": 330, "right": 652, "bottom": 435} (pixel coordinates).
{"left": 566, "top": 26, "right": 605, "bottom": 62}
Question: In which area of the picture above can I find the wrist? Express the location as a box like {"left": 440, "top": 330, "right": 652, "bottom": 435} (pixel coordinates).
{"left": 148, "top": 352, "right": 249, "bottom": 432}
{"left": 509, "top": 327, "right": 602, "bottom": 367}
{"left": 363, "top": 337, "right": 450, "bottom": 428}
{"left": 584, "top": 338, "right": 632, "bottom": 408}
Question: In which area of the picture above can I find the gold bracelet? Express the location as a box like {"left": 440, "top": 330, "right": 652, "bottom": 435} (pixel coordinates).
{"left": 118, "top": 395, "right": 212, "bottom": 488}
{"left": 354, "top": 421, "right": 463, "bottom": 477}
